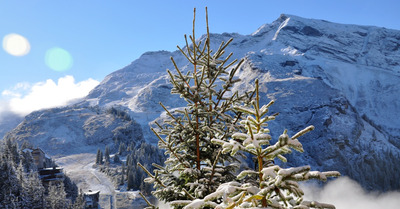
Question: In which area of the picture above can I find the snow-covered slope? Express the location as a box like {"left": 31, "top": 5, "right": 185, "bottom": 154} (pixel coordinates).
{"left": 5, "top": 105, "right": 144, "bottom": 156}
{"left": 5, "top": 14, "right": 400, "bottom": 191}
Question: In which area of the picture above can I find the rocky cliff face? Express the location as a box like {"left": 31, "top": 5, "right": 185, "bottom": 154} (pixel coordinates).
{"left": 5, "top": 14, "right": 400, "bottom": 191}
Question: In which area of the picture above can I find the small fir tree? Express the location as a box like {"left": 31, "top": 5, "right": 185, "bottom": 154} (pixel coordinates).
{"left": 25, "top": 172, "right": 46, "bottom": 209}
{"left": 127, "top": 169, "right": 135, "bottom": 191}
{"left": 0, "top": 156, "right": 21, "bottom": 208}
{"left": 105, "top": 145, "right": 111, "bottom": 164}
{"left": 4, "top": 137, "right": 20, "bottom": 164}
{"left": 120, "top": 162, "right": 126, "bottom": 186}
{"left": 96, "top": 149, "right": 103, "bottom": 165}
{"left": 20, "top": 149, "right": 36, "bottom": 172}
{"left": 119, "top": 143, "right": 126, "bottom": 155}
{"left": 100, "top": 150, "right": 103, "bottom": 165}
{"left": 46, "top": 182, "right": 71, "bottom": 209}
{"left": 114, "top": 154, "right": 121, "bottom": 164}
{"left": 72, "top": 191, "right": 86, "bottom": 209}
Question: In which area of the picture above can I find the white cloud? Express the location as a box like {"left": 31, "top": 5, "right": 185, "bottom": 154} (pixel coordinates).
{"left": 302, "top": 176, "right": 400, "bottom": 209}
{"left": 1, "top": 75, "right": 99, "bottom": 116}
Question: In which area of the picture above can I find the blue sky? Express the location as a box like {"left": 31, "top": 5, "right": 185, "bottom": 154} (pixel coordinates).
{"left": 1, "top": 0, "right": 399, "bottom": 116}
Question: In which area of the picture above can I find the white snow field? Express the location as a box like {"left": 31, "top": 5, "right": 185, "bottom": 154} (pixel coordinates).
{"left": 56, "top": 153, "right": 117, "bottom": 209}
{"left": 56, "top": 153, "right": 151, "bottom": 208}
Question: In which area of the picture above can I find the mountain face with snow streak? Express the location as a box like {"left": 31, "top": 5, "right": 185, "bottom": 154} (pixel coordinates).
{"left": 4, "top": 14, "right": 400, "bottom": 191}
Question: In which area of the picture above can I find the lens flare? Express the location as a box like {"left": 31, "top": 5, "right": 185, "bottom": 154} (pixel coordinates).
{"left": 2, "top": 33, "right": 31, "bottom": 56}
{"left": 45, "top": 47, "right": 73, "bottom": 72}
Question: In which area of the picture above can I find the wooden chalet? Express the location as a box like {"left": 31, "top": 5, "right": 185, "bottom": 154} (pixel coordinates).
{"left": 39, "top": 166, "right": 64, "bottom": 184}
{"left": 23, "top": 147, "right": 64, "bottom": 184}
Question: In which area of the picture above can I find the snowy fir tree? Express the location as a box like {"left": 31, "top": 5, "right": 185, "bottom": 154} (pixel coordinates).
{"left": 139, "top": 7, "right": 254, "bottom": 208}
{"left": 46, "top": 182, "right": 71, "bottom": 209}
{"left": 72, "top": 191, "right": 86, "bottom": 209}
{"left": 139, "top": 8, "right": 341, "bottom": 209}
{"left": 25, "top": 172, "right": 46, "bottom": 209}
{"left": 0, "top": 156, "right": 20, "bottom": 208}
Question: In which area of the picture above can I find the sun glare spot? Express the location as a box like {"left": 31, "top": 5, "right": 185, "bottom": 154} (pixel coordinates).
{"left": 2, "top": 33, "right": 31, "bottom": 56}
{"left": 45, "top": 47, "right": 73, "bottom": 72}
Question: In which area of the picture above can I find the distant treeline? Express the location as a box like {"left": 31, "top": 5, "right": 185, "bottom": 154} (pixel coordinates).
{"left": 95, "top": 141, "right": 165, "bottom": 195}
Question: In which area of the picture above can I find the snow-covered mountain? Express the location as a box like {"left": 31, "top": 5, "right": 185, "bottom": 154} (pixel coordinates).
{"left": 4, "top": 14, "right": 400, "bottom": 191}
{"left": 5, "top": 105, "right": 144, "bottom": 156}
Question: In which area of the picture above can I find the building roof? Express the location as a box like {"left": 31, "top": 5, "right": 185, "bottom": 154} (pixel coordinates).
{"left": 40, "top": 167, "right": 63, "bottom": 171}
{"left": 84, "top": 190, "right": 100, "bottom": 195}
{"left": 32, "top": 147, "right": 45, "bottom": 154}
{"left": 22, "top": 148, "right": 33, "bottom": 153}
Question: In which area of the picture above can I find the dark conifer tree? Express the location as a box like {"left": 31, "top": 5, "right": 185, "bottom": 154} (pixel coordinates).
{"left": 105, "top": 145, "right": 110, "bottom": 164}
{"left": 114, "top": 154, "right": 121, "bottom": 164}
{"left": 120, "top": 162, "right": 126, "bottom": 186}
{"left": 96, "top": 149, "right": 103, "bottom": 165}
{"left": 72, "top": 189, "right": 85, "bottom": 209}
{"left": 119, "top": 142, "right": 126, "bottom": 155}
{"left": 127, "top": 169, "right": 134, "bottom": 191}
{"left": 100, "top": 150, "right": 103, "bottom": 165}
